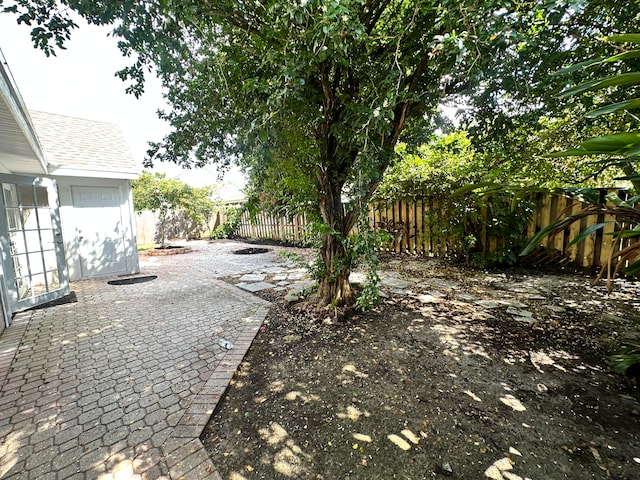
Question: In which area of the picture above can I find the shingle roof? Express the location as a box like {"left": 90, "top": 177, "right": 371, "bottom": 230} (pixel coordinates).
{"left": 29, "top": 111, "right": 140, "bottom": 178}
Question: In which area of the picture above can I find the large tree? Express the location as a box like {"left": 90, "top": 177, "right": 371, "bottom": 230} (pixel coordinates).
{"left": 5, "top": 0, "right": 633, "bottom": 306}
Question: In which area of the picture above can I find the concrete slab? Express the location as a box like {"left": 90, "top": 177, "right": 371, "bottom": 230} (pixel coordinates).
{"left": 238, "top": 273, "right": 267, "bottom": 282}
{"left": 239, "top": 282, "right": 276, "bottom": 292}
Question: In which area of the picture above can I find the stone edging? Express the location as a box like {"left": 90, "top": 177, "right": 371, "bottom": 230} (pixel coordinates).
{"left": 161, "top": 303, "right": 271, "bottom": 479}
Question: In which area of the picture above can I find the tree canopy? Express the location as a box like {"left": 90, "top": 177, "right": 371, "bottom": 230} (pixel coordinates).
{"left": 132, "top": 171, "right": 215, "bottom": 244}
{"left": 5, "top": 0, "right": 639, "bottom": 306}
{"left": 456, "top": 1, "right": 640, "bottom": 186}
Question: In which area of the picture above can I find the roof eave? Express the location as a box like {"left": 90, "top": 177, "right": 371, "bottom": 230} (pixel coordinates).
{"left": 0, "top": 49, "right": 48, "bottom": 174}
{"left": 47, "top": 165, "right": 141, "bottom": 180}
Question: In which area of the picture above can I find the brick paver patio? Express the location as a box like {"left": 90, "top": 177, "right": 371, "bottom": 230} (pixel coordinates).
{"left": 0, "top": 242, "right": 284, "bottom": 479}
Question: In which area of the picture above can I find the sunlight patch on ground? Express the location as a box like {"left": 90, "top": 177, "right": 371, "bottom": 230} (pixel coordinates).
{"left": 342, "top": 364, "right": 369, "bottom": 378}
{"left": 432, "top": 324, "right": 461, "bottom": 348}
{"left": 432, "top": 323, "right": 492, "bottom": 360}
{"left": 352, "top": 433, "right": 372, "bottom": 443}
{"left": 401, "top": 429, "right": 420, "bottom": 444}
{"left": 337, "top": 405, "right": 370, "bottom": 422}
{"left": 499, "top": 394, "right": 526, "bottom": 412}
{"left": 529, "top": 350, "right": 577, "bottom": 372}
{"left": 463, "top": 343, "right": 491, "bottom": 359}
{"left": 387, "top": 434, "right": 412, "bottom": 451}
{"left": 257, "top": 422, "right": 311, "bottom": 477}
{"left": 236, "top": 361, "right": 251, "bottom": 377}
{"left": 273, "top": 442, "right": 311, "bottom": 477}
{"left": 99, "top": 458, "right": 139, "bottom": 479}
{"left": 465, "top": 390, "right": 482, "bottom": 402}
{"left": 229, "top": 472, "right": 248, "bottom": 480}
{"left": 484, "top": 455, "right": 532, "bottom": 480}
{"left": 268, "top": 380, "right": 285, "bottom": 393}
{"left": 284, "top": 390, "right": 320, "bottom": 403}
{"left": 0, "top": 431, "right": 23, "bottom": 477}
{"left": 259, "top": 422, "right": 289, "bottom": 446}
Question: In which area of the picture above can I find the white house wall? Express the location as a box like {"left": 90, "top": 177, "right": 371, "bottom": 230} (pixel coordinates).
{"left": 54, "top": 176, "right": 139, "bottom": 281}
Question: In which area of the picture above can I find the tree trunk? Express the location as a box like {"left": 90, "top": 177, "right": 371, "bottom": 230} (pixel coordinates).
{"left": 315, "top": 147, "right": 360, "bottom": 306}
{"left": 317, "top": 232, "right": 355, "bottom": 307}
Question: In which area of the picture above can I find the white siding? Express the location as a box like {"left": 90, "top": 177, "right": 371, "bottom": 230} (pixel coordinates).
{"left": 54, "top": 176, "right": 139, "bottom": 281}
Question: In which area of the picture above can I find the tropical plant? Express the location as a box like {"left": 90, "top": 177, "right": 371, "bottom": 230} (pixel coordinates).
{"left": 523, "top": 34, "right": 640, "bottom": 281}
{"left": 607, "top": 341, "right": 640, "bottom": 384}
{"left": 519, "top": 34, "right": 640, "bottom": 381}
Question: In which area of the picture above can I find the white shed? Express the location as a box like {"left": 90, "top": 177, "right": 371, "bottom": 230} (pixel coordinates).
{"left": 0, "top": 51, "right": 140, "bottom": 334}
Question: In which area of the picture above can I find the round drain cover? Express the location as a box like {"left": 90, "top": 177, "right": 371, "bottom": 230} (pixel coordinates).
{"left": 108, "top": 275, "right": 158, "bottom": 285}
{"left": 233, "top": 248, "right": 270, "bottom": 255}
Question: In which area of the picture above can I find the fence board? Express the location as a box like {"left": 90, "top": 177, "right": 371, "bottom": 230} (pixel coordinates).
{"left": 416, "top": 199, "right": 424, "bottom": 255}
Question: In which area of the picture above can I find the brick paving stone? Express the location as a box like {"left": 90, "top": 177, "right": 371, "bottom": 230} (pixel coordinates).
{"left": 54, "top": 424, "right": 84, "bottom": 445}
{"left": 79, "top": 424, "right": 107, "bottom": 445}
{"left": 0, "top": 242, "right": 274, "bottom": 479}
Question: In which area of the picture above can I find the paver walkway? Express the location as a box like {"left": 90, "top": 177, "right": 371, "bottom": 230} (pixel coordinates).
{"left": 0, "top": 241, "right": 289, "bottom": 480}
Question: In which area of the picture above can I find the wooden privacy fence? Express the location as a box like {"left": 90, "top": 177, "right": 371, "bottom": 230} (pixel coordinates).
{"left": 135, "top": 203, "right": 243, "bottom": 245}
{"left": 161, "top": 188, "right": 636, "bottom": 271}
{"left": 236, "top": 209, "right": 309, "bottom": 243}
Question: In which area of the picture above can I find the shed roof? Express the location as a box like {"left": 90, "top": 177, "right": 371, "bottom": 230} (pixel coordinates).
{"left": 30, "top": 111, "right": 140, "bottom": 179}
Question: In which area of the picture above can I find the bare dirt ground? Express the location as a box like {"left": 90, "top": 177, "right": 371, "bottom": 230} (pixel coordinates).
{"left": 203, "top": 253, "right": 640, "bottom": 480}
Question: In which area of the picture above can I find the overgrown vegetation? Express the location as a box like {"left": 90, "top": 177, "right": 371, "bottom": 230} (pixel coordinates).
{"left": 210, "top": 206, "right": 243, "bottom": 239}
{"left": 10, "top": 0, "right": 636, "bottom": 307}
{"left": 521, "top": 34, "right": 640, "bottom": 382}
{"left": 375, "top": 133, "right": 535, "bottom": 267}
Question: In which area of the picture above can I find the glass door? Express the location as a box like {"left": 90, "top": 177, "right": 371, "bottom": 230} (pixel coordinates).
{"left": 0, "top": 175, "right": 69, "bottom": 315}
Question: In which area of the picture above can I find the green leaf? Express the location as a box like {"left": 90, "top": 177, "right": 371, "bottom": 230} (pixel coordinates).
{"left": 555, "top": 50, "right": 640, "bottom": 76}
{"left": 520, "top": 223, "right": 556, "bottom": 256}
{"left": 604, "top": 34, "right": 640, "bottom": 44}
{"left": 548, "top": 132, "right": 640, "bottom": 157}
{"left": 555, "top": 57, "right": 605, "bottom": 75}
{"left": 563, "top": 187, "right": 600, "bottom": 204}
{"left": 559, "top": 72, "right": 640, "bottom": 98}
{"left": 581, "top": 132, "right": 640, "bottom": 152}
{"left": 623, "top": 261, "right": 640, "bottom": 276}
{"left": 605, "top": 192, "right": 628, "bottom": 207}
{"left": 545, "top": 148, "right": 593, "bottom": 158}
{"left": 603, "top": 50, "right": 640, "bottom": 63}
{"left": 567, "top": 222, "right": 612, "bottom": 248}
{"left": 618, "top": 226, "right": 640, "bottom": 239}
{"left": 586, "top": 98, "right": 640, "bottom": 118}
{"left": 625, "top": 145, "right": 640, "bottom": 156}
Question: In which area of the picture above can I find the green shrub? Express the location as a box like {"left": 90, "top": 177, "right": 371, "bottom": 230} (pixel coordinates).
{"left": 210, "top": 206, "right": 243, "bottom": 239}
